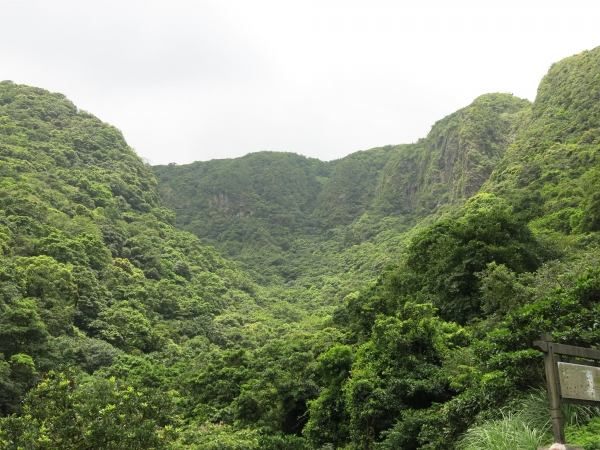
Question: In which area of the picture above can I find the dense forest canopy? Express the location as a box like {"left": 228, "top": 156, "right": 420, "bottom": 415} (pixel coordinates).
{"left": 2, "top": 47, "right": 600, "bottom": 449}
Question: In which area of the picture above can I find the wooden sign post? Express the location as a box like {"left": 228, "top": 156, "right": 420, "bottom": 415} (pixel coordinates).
{"left": 533, "top": 333, "right": 600, "bottom": 450}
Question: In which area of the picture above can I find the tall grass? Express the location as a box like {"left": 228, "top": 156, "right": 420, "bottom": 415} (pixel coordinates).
{"left": 518, "top": 388, "right": 600, "bottom": 430}
{"left": 459, "top": 388, "right": 600, "bottom": 450}
{"left": 460, "top": 412, "right": 549, "bottom": 450}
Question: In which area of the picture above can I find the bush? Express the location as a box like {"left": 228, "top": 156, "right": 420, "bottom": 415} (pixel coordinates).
{"left": 566, "top": 417, "right": 600, "bottom": 450}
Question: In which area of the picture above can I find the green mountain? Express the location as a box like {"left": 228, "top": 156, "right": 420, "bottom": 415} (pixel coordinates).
{"left": 312, "top": 145, "right": 398, "bottom": 227}
{"left": 2, "top": 47, "right": 600, "bottom": 450}
{"left": 154, "top": 93, "right": 529, "bottom": 291}
{"left": 0, "top": 80, "right": 285, "bottom": 446}
{"left": 154, "top": 146, "right": 402, "bottom": 288}
{"left": 485, "top": 47, "right": 600, "bottom": 236}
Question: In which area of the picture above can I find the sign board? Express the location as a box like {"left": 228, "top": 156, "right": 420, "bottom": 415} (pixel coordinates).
{"left": 533, "top": 334, "right": 598, "bottom": 448}
{"left": 558, "top": 362, "right": 600, "bottom": 402}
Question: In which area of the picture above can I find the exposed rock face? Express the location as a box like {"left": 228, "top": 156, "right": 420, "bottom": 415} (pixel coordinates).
{"left": 373, "top": 93, "right": 531, "bottom": 218}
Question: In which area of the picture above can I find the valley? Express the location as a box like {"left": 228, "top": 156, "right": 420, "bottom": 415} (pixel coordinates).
{"left": 1, "top": 47, "right": 600, "bottom": 449}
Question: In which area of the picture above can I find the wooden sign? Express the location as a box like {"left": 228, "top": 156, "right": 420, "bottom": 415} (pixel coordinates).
{"left": 532, "top": 333, "right": 599, "bottom": 448}
{"left": 558, "top": 362, "right": 600, "bottom": 403}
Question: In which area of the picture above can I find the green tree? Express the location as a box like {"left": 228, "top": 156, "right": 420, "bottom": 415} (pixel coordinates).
{"left": 343, "top": 303, "right": 465, "bottom": 449}
{"left": 0, "top": 371, "right": 180, "bottom": 449}
{"left": 304, "top": 344, "right": 353, "bottom": 448}
{"left": 390, "top": 194, "right": 549, "bottom": 323}
{"left": 0, "top": 298, "right": 48, "bottom": 358}
{"left": 90, "top": 303, "right": 154, "bottom": 352}
{"left": 0, "top": 354, "right": 38, "bottom": 416}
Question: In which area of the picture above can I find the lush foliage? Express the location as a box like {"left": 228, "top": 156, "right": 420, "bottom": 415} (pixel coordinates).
{"left": 386, "top": 193, "right": 552, "bottom": 323}
{"left": 3, "top": 46, "right": 600, "bottom": 450}
{"left": 0, "top": 371, "right": 179, "bottom": 449}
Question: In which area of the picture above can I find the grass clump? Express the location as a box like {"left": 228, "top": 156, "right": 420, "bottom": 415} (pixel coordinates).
{"left": 460, "top": 412, "right": 549, "bottom": 450}
{"left": 460, "top": 389, "right": 600, "bottom": 450}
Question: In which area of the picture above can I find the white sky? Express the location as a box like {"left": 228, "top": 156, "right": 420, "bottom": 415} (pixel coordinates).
{"left": 1, "top": 0, "right": 599, "bottom": 165}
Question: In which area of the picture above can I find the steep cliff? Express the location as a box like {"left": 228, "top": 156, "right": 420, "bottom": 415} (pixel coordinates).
{"left": 484, "top": 47, "right": 600, "bottom": 237}
{"left": 373, "top": 93, "right": 530, "bottom": 218}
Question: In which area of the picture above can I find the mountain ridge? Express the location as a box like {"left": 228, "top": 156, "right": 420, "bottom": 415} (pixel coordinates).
{"left": 153, "top": 93, "right": 530, "bottom": 290}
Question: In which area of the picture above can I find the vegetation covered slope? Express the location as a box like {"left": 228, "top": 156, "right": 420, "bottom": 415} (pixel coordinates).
{"left": 373, "top": 93, "right": 530, "bottom": 218}
{"left": 485, "top": 47, "right": 600, "bottom": 238}
{"left": 3, "top": 46, "right": 600, "bottom": 450}
{"left": 155, "top": 151, "right": 330, "bottom": 285}
{"left": 155, "top": 93, "right": 529, "bottom": 291}
{"left": 315, "top": 47, "right": 600, "bottom": 449}
{"left": 312, "top": 145, "right": 399, "bottom": 228}
{"left": 0, "top": 81, "right": 286, "bottom": 447}
{"left": 154, "top": 147, "right": 398, "bottom": 284}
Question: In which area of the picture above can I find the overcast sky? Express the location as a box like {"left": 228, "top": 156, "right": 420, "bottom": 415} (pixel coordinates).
{"left": 2, "top": 1, "right": 599, "bottom": 165}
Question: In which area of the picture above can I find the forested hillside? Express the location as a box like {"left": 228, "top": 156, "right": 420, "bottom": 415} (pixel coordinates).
{"left": 0, "top": 81, "right": 315, "bottom": 448}
{"left": 2, "top": 47, "right": 600, "bottom": 450}
{"left": 154, "top": 93, "right": 530, "bottom": 300}
{"left": 155, "top": 94, "right": 529, "bottom": 283}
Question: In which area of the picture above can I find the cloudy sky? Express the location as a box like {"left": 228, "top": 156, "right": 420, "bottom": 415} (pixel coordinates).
{"left": 2, "top": 1, "right": 599, "bottom": 165}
